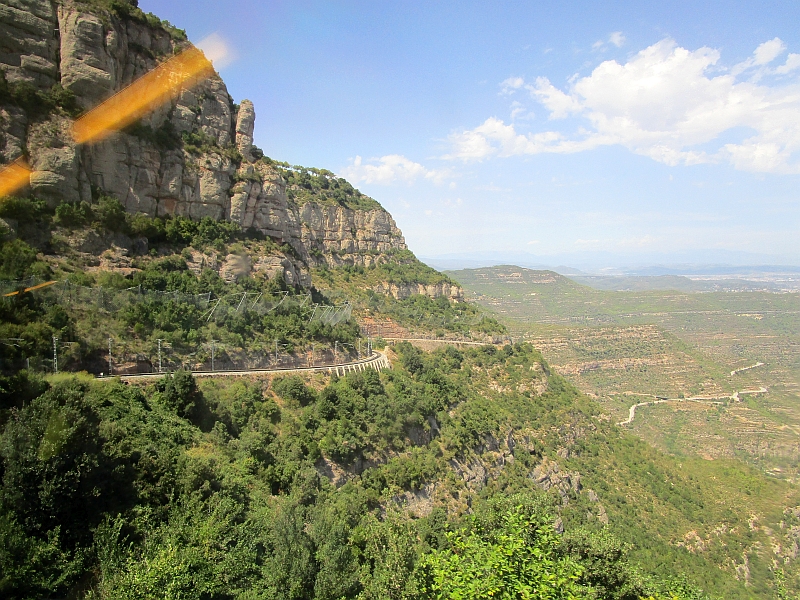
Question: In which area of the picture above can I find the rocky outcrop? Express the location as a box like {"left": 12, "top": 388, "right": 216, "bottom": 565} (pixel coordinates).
{"left": 373, "top": 281, "right": 463, "bottom": 301}
{"left": 0, "top": 0, "right": 447, "bottom": 296}
{"left": 0, "top": 0, "right": 60, "bottom": 91}
{"left": 183, "top": 248, "right": 311, "bottom": 288}
{"left": 226, "top": 159, "right": 407, "bottom": 268}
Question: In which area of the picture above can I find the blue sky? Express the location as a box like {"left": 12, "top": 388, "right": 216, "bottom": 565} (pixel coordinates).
{"left": 141, "top": 0, "right": 800, "bottom": 266}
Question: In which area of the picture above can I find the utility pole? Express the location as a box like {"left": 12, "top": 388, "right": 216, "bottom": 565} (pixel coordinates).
{"left": 334, "top": 341, "right": 339, "bottom": 364}
{"left": 52, "top": 336, "right": 58, "bottom": 373}
{"left": 108, "top": 337, "right": 112, "bottom": 376}
{"left": 275, "top": 339, "right": 279, "bottom": 363}
{"left": 157, "top": 339, "right": 163, "bottom": 373}
{"left": 357, "top": 339, "right": 361, "bottom": 359}
{"left": 211, "top": 339, "right": 216, "bottom": 372}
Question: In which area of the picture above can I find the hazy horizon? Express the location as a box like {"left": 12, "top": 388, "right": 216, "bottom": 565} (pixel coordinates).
{"left": 419, "top": 247, "right": 800, "bottom": 275}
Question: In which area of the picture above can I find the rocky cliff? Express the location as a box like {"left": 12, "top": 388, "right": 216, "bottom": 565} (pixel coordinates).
{"left": 0, "top": 0, "right": 433, "bottom": 290}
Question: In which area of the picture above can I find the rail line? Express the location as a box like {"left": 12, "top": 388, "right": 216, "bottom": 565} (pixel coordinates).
{"left": 113, "top": 351, "right": 392, "bottom": 381}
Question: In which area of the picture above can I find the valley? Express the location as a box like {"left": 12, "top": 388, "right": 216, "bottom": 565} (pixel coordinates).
{"left": 448, "top": 266, "right": 800, "bottom": 481}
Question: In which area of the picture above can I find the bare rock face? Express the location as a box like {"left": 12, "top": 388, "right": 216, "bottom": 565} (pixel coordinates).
{"left": 0, "top": 0, "right": 60, "bottom": 89}
{"left": 27, "top": 115, "right": 81, "bottom": 205}
{"left": 373, "top": 281, "right": 464, "bottom": 301}
{"left": 0, "top": 0, "right": 443, "bottom": 296}
{"left": 530, "top": 457, "right": 582, "bottom": 504}
{"left": 0, "top": 105, "right": 27, "bottom": 162}
{"left": 234, "top": 99, "right": 255, "bottom": 160}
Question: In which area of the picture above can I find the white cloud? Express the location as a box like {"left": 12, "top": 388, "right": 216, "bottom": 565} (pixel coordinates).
{"left": 732, "top": 37, "right": 786, "bottom": 75}
{"left": 340, "top": 155, "right": 451, "bottom": 185}
{"left": 444, "top": 38, "right": 800, "bottom": 174}
{"left": 754, "top": 37, "right": 786, "bottom": 65}
{"left": 776, "top": 53, "right": 800, "bottom": 75}
{"left": 500, "top": 76, "right": 525, "bottom": 95}
{"left": 593, "top": 31, "right": 626, "bottom": 51}
{"left": 526, "top": 77, "right": 582, "bottom": 119}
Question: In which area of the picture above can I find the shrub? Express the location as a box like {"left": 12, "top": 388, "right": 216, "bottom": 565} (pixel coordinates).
{"left": 54, "top": 201, "right": 94, "bottom": 228}
{"left": 0, "top": 239, "right": 37, "bottom": 279}
{"left": 0, "top": 70, "right": 79, "bottom": 118}
{"left": 272, "top": 376, "right": 316, "bottom": 407}
{"left": 94, "top": 196, "right": 127, "bottom": 231}
{"left": 0, "top": 196, "right": 49, "bottom": 222}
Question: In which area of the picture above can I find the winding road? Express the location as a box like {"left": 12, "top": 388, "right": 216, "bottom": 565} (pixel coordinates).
{"left": 617, "top": 387, "right": 768, "bottom": 426}
{"left": 730, "top": 362, "right": 764, "bottom": 376}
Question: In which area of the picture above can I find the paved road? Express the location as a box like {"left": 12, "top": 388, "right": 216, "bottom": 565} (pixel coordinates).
{"left": 730, "top": 362, "right": 765, "bottom": 376}
{"left": 618, "top": 387, "right": 768, "bottom": 426}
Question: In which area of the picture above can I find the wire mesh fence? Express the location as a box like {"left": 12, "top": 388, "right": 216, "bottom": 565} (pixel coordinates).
{"left": 2, "top": 278, "right": 351, "bottom": 324}
{"left": 0, "top": 278, "right": 358, "bottom": 375}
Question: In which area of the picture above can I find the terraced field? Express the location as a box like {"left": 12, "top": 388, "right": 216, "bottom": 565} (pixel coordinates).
{"left": 448, "top": 266, "right": 800, "bottom": 482}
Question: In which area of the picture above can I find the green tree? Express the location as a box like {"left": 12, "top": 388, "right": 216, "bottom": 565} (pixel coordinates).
{"left": 418, "top": 498, "right": 583, "bottom": 599}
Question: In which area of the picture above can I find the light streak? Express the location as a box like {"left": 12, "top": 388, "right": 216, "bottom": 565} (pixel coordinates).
{"left": 0, "top": 157, "right": 32, "bottom": 198}
{"left": 72, "top": 46, "right": 215, "bottom": 145}
{"left": 2, "top": 36, "right": 229, "bottom": 198}
{"left": 3, "top": 280, "right": 58, "bottom": 297}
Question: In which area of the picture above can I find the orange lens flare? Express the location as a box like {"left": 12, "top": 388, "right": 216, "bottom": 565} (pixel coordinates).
{"left": 72, "top": 46, "right": 215, "bottom": 145}
{"left": 0, "top": 157, "right": 32, "bottom": 198}
{"left": 3, "top": 280, "right": 58, "bottom": 297}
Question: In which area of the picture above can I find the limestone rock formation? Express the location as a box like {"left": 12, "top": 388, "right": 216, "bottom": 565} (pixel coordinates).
{"left": 373, "top": 280, "right": 464, "bottom": 302}
{"left": 0, "top": 0, "right": 457, "bottom": 298}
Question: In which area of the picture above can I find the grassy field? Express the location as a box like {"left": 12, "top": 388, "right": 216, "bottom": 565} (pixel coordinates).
{"left": 447, "top": 266, "right": 800, "bottom": 482}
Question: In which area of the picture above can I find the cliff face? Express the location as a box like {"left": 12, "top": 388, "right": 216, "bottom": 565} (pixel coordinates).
{"left": 373, "top": 281, "right": 464, "bottom": 302}
{"left": 0, "top": 0, "right": 420, "bottom": 285}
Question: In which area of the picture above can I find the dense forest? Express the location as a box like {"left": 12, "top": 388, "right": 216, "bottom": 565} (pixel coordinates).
{"left": 0, "top": 342, "right": 713, "bottom": 599}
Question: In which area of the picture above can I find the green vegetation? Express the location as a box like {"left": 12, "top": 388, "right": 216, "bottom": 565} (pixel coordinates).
{"left": 315, "top": 252, "right": 455, "bottom": 288}
{"left": 124, "top": 120, "right": 183, "bottom": 151}
{"left": 181, "top": 129, "right": 243, "bottom": 163}
{"left": 0, "top": 70, "right": 80, "bottom": 120}
{"left": 76, "top": 0, "right": 188, "bottom": 41}
{"left": 449, "top": 265, "right": 800, "bottom": 481}
{"left": 259, "top": 158, "right": 382, "bottom": 211}
{"left": 0, "top": 341, "right": 744, "bottom": 599}
{"left": 0, "top": 195, "right": 360, "bottom": 375}
{"left": 312, "top": 258, "right": 506, "bottom": 339}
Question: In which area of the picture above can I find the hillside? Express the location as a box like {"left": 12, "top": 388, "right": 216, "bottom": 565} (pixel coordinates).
{"left": 449, "top": 266, "right": 800, "bottom": 475}
{"left": 451, "top": 265, "right": 800, "bottom": 591}
{"left": 1, "top": 2, "right": 799, "bottom": 599}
